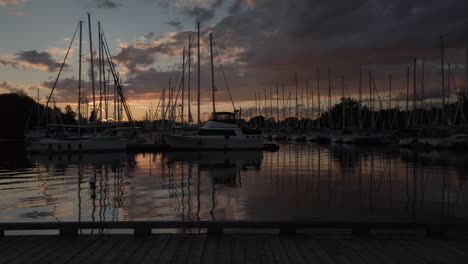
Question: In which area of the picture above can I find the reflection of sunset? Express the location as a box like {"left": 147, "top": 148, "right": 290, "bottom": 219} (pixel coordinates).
{"left": 1, "top": 143, "right": 467, "bottom": 223}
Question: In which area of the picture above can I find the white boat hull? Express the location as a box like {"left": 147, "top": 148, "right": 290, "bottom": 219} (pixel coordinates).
{"left": 164, "top": 135, "right": 264, "bottom": 150}
{"left": 28, "top": 138, "right": 132, "bottom": 152}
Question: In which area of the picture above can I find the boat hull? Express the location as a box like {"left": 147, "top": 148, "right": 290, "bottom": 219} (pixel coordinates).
{"left": 28, "top": 138, "right": 132, "bottom": 152}
{"left": 164, "top": 135, "right": 264, "bottom": 150}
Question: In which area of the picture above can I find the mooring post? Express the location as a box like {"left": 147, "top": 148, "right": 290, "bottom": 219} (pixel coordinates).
{"left": 134, "top": 224, "right": 152, "bottom": 236}
{"left": 207, "top": 223, "right": 223, "bottom": 236}
{"left": 59, "top": 226, "right": 78, "bottom": 237}
{"left": 352, "top": 226, "right": 371, "bottom": 237}
{"left": 426, "top": 225, "right": 447, "bottom": 238}
{"left": 280, "top": 227, "right": 296, "bottom": 236}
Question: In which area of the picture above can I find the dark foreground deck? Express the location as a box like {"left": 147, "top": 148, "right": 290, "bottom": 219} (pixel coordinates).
{"left": 1, "top": 233, "right": 468, "bottom": 264}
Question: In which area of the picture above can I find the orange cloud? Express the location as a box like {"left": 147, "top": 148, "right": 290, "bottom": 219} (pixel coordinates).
{"left": 0, "top": 0, "right": 27, "bottom": 7}
{"left": 7, "top": 11, "right": 25, "bottom": 16}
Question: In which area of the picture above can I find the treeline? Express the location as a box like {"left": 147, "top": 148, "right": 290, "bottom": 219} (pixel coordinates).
{"left": 0, "top": 92, "right": 76, "bottom": 139}
{"left": 244, "top": 94, "right": 468, "bottom": 131}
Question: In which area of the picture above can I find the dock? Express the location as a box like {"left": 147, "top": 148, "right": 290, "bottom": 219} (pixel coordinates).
{"left": 2, "top": 233, "right": 468, "bottom": 263}
{"left": 1, "top": 221, "right": 468, "bottom": 263}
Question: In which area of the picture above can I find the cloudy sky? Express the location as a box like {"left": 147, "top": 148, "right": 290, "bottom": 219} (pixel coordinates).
{"left": 0, "top": 0, "right": 467, "bottom": 120}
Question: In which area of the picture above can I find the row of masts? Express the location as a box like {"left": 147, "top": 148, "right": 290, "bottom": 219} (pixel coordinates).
{"left": 246, "top": 60, "right": 466, "bottom": 130}
{"left": 39, "top": 13, "right": 133, "bottom": 136}
{"left": 145, "top": 23, "right": 231, "bottom": 127}
{"left": 145, "top": 24, "right": 467, "bottom": 131}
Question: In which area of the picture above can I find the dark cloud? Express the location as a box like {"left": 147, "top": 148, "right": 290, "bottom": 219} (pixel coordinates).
{"left": 15, "top": 50, "right": 65, "bottom": 72}
{"left": 211, "top": 0, "right": 224, "bottom": 8}
{"left": 183, "top": 6, "right": 215, "bottom": 24}
{"left": 41, "top": 78, "right": 93, "bottom": 103}
{"left": 110, "top": 0, "right": 468, "bottom": 108}
{"left": 167, "top": 20, "right": 182, "bottom": 30}
{"left": 114, "top": 46, "right": 159, "bottom": 72}
{"left": 93, "top": 0, "right": 121, "bottom": 8}
{"left": 229, "top": 0, "right": 243, "bottom": 14}
{"left": 0, "top": 81, "right": 17, "bottom": 92}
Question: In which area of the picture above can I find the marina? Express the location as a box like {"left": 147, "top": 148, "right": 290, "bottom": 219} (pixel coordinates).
{"left": 1, "top": 1, "right": 468, "bottom": 263}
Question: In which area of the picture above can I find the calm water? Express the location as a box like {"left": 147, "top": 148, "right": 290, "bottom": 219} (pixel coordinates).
{"left": 0, "top": 142, "right": 467, "bottom": 223}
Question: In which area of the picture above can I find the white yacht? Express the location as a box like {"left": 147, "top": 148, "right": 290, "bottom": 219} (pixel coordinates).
{"left": 164, "top": 112, "right": 264, "bottom": 150}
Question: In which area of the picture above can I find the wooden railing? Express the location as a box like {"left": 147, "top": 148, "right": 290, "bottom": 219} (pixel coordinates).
{"left": 1, "top": 220, "right": 467, "bottom": 237}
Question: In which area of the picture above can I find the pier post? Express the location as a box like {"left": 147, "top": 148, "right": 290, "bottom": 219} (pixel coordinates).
{"left": 134, "top": 224, "right": 152, "bottom": 236}
{"left": 207, "top": 223, "right": 223, "bottom": 236}
{"left": 426, "top": 225, "right": 447, "bottom": 238}
{"left": 280, "top": 227, "right": 296, "bottom": 236}
{"left": 352, "top": 226, "right": 371, "bottom": 237}
{"left": 59, "top": 226, "right": 78, "bottom": 236}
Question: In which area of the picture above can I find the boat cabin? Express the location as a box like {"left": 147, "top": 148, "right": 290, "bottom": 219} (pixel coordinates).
{"left": 210, "top": 112, "right": 237, "bottom": 124}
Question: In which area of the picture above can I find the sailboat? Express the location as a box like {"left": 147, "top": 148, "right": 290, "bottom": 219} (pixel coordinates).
{"left": 164, "top": 31, "right": 264, "bottom": 150}
{"left": 27, "top": 15, "right": 139, "bottom": 153}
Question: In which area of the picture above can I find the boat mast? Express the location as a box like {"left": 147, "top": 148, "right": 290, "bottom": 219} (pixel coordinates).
{"left": 276, "top": 85, "right": 280, "bottom": 124}
{"left": 388, "top": 74, "right": 392, "bottom": 123}
{"left": 188, "top": 35, "right": 192, "bottom": 124}
{"left": 463, "top": 22, "right": 468, "bottom": 125}
{"left": 413, "top": 57, "right": 417, "bottom": 128}
{"left": 342, "top": 76, "right": 345, "bottom": 130}
{"left": 87, "top": 12, "right": 96, "bottom": 125}
{"left": 370, "top": 71, "right": 374, "bottom": 130}
{"left": 317, "top": 67, "right": 321, "bottom": 129}
{"left": 197, "top": 22, "right": 201, "bottom": 124}
{"left": 440, "top": 35, "right": 445, "bottom": 125}
{"left": 78, "top": 21, "right": 82, "bottom": 137}
{"left": 102, "top": 32, "right": 107, "bottom": 120}
{"left": 209, "top": 33, "right": 216, "bottom": 114}
{"left": 358, "top": 65, "right": 362, "bottom": 129}
{"left": 405, "top": 66, "right": 410, "bottom": 129}
{"left": 295, "top": 72, "right": 298, "bottom": 121}
{"left": 98, "top": 21, "right": 102, "bottom": 121}
{"left": 328, "top": 68, "right": 332, "bottom": 128}
{"left": 270, "top": 86, "right": 273, "bottom": 123}
{"left": 264, "top": 88, "right": 267, "bottom": 120}
{"left": 37, "top": 88, "right": 40, "bottom": 128}
{"left": 182, "top": 46, "right": 186, "bottom": 124}
{"left": 447, "top": 64, "right": 451, "bottom": 125}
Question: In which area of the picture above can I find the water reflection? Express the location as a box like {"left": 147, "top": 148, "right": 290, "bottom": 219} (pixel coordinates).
{"left": 0, "top": 142, "right": 467, "bottom": 223}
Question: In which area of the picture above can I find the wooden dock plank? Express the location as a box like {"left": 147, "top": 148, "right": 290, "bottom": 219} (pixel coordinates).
{"left": 186, "top": 234, "right": 207, "bottom": 264}
{"left": 231, "top": 235, "right": 246, "bottom": 264}
{"left": 110, "top": 236, "right": 149, "bottom": 264}
{"left": 172, "top": 234, "right": 193, "bottom": 264}
{"left": 216, "top": 235, "right": 232, "bottom": 264}
{"left": 154, "top": 234, "right": 184, "bottom": 264}
{"left": 258, "top": 236, "right": 276, "bottom": 264}
{"left": 46, "top": 236, "right": 100, "bottom": 264}
{"left": 342, "top": 238, "right": 396, "bottom": 264}
{"left": 317, "top": 237, "right": 358, "bottom": 264}
{"left": 371, "top": 237, "right": 426, "bottom": 264}
{"left": 1, "top": 236, "right": 56, "bottom": 264}
{"left": 279, "top": 236, "right": 308, "bottom": 264}
{"left": 66, "top": 235, "right": 114, "bottom": 264}
{"left": 137, "top": 234, "right": 171, "bottom": 264}
{"left": 300, "top": 236, "right": 335, "bottom": 264}
{"left": 268, "top": 236, "right": 291, "bottom": 264}
{"left": 9, "top": 236, "right": 59, "bottom": 264}
{"left": 243, "top": 235, "right": 260, "bottom": 264}
{"left": 0, "top": 234, "right": 466, "bottom": 264}
{"left": 201, "top": 235, "right": 219, "bottom": 264}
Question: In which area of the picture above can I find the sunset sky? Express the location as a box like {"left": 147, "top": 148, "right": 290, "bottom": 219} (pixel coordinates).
{"left": 0, "top": 0, "right": 467, "bottom": 120}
